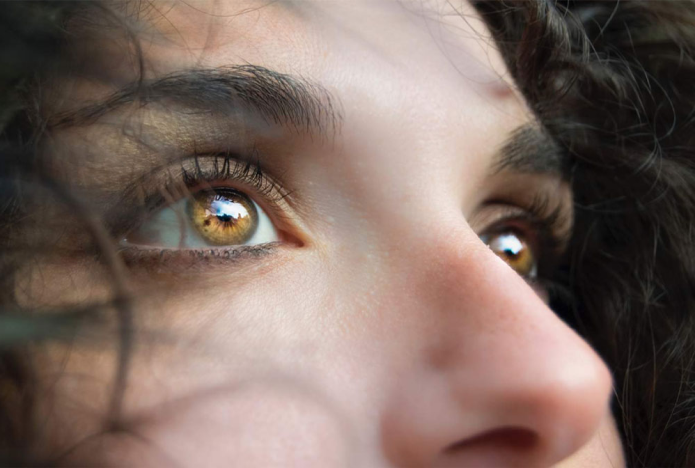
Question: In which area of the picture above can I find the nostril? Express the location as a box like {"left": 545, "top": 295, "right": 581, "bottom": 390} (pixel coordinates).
{"left": 445, "top": 427, "right": 538, "bottom": 453}
{"left": 434, "top": 428, "right": 541, "bottom": 468}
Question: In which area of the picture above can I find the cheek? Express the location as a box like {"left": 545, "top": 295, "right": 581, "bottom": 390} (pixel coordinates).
{"left": 28, "top": 253, "right": 375, "bottom": 403}
{"left": 58, "top": 382, "right": 354, "bottom": 468}
{"left": 14, "top": 259, "right": 115, "bottom": 310}
{"left": 32, "top": 255, "right": 390, "bottom": 465}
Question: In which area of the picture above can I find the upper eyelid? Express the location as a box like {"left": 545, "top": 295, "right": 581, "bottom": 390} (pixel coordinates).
{"left": 474, "top": 201, "right": 571, "bottom": 255}
{"left": 478, "top": 208, "right": 548, "bottom": 247}
{"left": 184, "top": 154, "right": 289, "bottom": 200}
{"left": 480, "top": 183, "right": 573, "bottom": 237}
{"left": 122, "top": 153, "right": 288, "bottom": 205}
{"left": 482, "top": 214, "right": 559, "bottom": 252}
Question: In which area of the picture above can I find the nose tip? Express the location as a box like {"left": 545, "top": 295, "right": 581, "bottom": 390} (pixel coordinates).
{"left": 384, "top": 348, "right": 613, "bottom": 467}
{"left": 380, "top": 241, "right": 614, "bottom": 467}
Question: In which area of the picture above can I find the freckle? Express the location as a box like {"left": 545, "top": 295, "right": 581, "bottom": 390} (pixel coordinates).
{"left": 204, "top": 220, "right": 211, "bottom": 226}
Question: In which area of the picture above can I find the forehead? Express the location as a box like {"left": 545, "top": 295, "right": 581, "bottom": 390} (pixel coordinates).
{"left": 130, "top": 0, "right": 514, "bottom": 91}
{"left": 57, "top": 0, "right": 536, "bottom": 210}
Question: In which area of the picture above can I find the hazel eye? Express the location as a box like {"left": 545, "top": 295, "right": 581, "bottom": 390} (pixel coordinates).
{"left": 124, "top": 188, "right": 279, "bottom": 249}
{"left": 481, "top": 231, "right": 537, "bottom": 278}
{"left": 191, "top": 190, "right": 258, "bottom": 245}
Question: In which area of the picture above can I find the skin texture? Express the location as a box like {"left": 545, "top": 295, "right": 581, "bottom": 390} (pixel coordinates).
{"left": 20, "top": 0, "right": 625, "bottom": 466}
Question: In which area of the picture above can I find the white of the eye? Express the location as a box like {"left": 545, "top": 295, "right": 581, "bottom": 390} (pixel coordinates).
{"left": 132, "top": 201, "right": 189, "bottom": 247}
{"left": 234, "top": 199, "right": 278, "bottom": 246}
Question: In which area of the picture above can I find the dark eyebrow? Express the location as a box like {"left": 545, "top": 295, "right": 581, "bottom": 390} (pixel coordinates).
{"left": 50, "top": 64, "right": 342, "bottom": 136}
{"left": 493, "top": 125, "right": 566, "bottom": 176}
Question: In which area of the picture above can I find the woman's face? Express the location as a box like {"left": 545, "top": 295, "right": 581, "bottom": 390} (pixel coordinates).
{"left": 24, "top": 0, "right": 624, "bottom": 466}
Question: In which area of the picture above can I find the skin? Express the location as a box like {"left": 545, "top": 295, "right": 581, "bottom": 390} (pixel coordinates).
{"left": 19, "top": 0, "right": 625, "bottom": 466}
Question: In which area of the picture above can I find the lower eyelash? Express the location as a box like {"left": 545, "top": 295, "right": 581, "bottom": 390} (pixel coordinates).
{"left": 118, "top": 242, "right": 280, "bottom": 271}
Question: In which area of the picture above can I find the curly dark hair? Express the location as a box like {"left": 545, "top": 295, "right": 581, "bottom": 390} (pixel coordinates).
{"left": 1, "top": 0, "right": 695, "bottom": 466}
{"left": 474, "top": 1, "right": 695, "bottom": 465}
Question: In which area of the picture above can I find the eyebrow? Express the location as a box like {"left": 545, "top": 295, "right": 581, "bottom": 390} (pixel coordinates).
{"left": 52, "top": 65, "right": 560, "bottom": 176}
{"left": 493, "top": 125, "right": 566, "bottom": 176}
{"left": 50, "top": 64, "right": 343, "bottom": 137}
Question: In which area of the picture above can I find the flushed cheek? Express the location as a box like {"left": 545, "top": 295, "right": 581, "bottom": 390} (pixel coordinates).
{"left": 60, "top": 380, "right": 356, "bottom": 468}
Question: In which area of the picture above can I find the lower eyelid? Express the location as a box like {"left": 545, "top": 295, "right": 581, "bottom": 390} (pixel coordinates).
{"left": 118, "top": 242, "right": 281, "bottom": 271}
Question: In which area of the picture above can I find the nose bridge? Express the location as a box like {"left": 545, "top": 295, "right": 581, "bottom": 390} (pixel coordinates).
{"left": 379, "top": 219, "right": 613, "bottom": 466}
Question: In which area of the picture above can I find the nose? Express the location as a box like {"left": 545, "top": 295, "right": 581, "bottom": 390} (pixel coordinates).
{"left": 379, "top": 225, "right": 613, "bottom": 467}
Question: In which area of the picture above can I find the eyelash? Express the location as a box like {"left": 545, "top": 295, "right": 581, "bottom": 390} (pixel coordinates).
{"left": 182, "top": 152, "right": 289, "bottom": 204}
{"left": 517, "top": 194, "right": 564, "bottom": 254}
{"left": 119, "top": 243, "right": 280, "bottom": 270}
